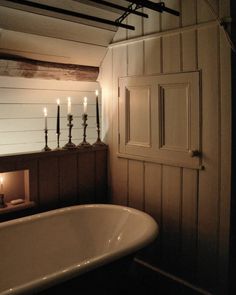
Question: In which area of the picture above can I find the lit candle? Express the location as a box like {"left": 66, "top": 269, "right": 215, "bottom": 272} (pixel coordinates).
{"left": 83, "top": 97, "right": 87, "bottom": 114}
{"left": 43, "top": 107, "right": 47, "bottom": 130}
{"left": 67, "top": 97, "right": 71, "bottom": 115}
{"left": 0, "top": 176, "right": 3, "bottom": 194}
{"left": 95, "top": 90, "right": 99, "bottom": 127}
{"left": 56, "top": 99, "right": 60, "bottom": 134}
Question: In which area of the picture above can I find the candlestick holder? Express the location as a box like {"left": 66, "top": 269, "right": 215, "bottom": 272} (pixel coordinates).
{"left": 42, "top": 128, "right": 51, "bottom": 151}
{"left": 78, "top": 114, "right": 91, "bottom": 148}
{"left": 93, "top": 124, "right": 106, "bottom": 146}
{"left": 0, "top": 194, "right": 6, "bottom": 208}
{"left": 54, "top": 132, "right": 61, "bottom": 150}
{"left": 63, "top": 114, "right": 77, "bottom": 149}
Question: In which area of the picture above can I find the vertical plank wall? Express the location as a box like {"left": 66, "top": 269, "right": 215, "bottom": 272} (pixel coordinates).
{"left": 99, "top": 0, "right": 231, "bottom": 294}
{"left": 0, "top": 77, "right": 100, "bottom": 154}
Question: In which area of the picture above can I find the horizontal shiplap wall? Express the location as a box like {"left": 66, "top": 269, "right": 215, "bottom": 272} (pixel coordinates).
{"left": 0, "top": 77, "right": 100, "bottom": 154}
{"left": 100, "top": 0, "right": 231, "bottom": 294}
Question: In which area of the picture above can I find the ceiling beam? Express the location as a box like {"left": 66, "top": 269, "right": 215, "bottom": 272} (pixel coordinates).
{"left": 0, "top": 55, "right": 99, "bottom": 81}
{"left": 3, "top": 0, "right": 135, "bottom": 30}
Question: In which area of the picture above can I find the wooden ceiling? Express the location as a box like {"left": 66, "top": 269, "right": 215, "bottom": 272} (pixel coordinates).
{"left": 0, "top": 0, "right": 123, "bottom": 66}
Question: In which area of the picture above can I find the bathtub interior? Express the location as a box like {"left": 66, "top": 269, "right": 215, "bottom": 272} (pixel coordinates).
{"left": 0, "top": 205, "right": 158, "bottom": 294}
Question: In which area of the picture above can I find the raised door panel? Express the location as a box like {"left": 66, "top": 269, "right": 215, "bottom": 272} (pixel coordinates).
{"left": 157, "top": 71, "right": 200, "bottom": 168}
{"left": 119, "top": 76, "right": 158, "bottom": 158}
{"left": 126, "top": 86, "right": 151, "bottom": 147}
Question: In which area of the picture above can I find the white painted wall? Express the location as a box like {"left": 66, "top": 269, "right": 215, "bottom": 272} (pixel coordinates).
{"left": 0, "top": 77, "right": 100, "bottom": 154}
{"left": 99, "top": 0, "right": 231, "bottom": 294}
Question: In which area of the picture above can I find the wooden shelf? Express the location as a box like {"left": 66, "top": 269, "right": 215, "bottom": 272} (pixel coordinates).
{"left": 0, "top": 201, "right": 36, "bottom": 215}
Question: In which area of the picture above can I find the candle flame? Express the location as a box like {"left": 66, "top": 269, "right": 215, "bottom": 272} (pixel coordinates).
{"left": 57, "top": 99, "right": 60, "bottom": 105}
{"left": 95, "top": 90, "right": 99, "bottom": 96}
{"left": 68, "top": 97, "right": 71, "bottom": 103}
{"left": 0, "top": 176, "right": 3, "bottom": 185}
{"left": 84, "top": 97, "right": 87, "bottom": 103}
{"left": 43, "top": 107, "right": 47, "bottom": 116}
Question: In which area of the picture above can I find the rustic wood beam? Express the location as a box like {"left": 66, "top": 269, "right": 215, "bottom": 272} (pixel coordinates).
{"left": 0, "top": 56, "right": 99, "bottom": 81}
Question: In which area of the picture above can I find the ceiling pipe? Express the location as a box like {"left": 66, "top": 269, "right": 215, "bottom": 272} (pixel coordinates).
{"left": 76, "top": 0, "right": 148, "bottom": 18}
{"left": 3, "top": 0, "right": 135, "bottom": 30}
{"left": 124, "top": 0, "right": 180, "bottom": 16}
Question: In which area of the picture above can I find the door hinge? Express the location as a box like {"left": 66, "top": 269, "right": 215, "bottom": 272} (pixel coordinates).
{"left": 118, "top": 86, "right": 120, "bottom": 97}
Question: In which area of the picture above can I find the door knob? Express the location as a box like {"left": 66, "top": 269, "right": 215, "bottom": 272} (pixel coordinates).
{"left": 188, "top": 150, "right": 201, "bottom": 157}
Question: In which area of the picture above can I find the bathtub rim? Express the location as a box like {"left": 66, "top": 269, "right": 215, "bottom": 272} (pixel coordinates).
{"left": 0, "top": 203, "right": 159, "bottom": 295}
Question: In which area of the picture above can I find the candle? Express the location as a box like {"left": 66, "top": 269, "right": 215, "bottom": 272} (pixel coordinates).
{"left": 43, "top": 107, "right": 47, "bottom": 130}
{"left": 67, "top": 97, "right": 71, "bottom": 115}
{"left": 56, "top": 99, "right": 60, "bottom": 134}
{"left": 83, "top": 97, "right": 87, "bottom": 114}
{"left": 0, "top": 176, "right": 3, "bottom": 194}
{"left": 95, "top": 90, "right": 99, "bottom": 127}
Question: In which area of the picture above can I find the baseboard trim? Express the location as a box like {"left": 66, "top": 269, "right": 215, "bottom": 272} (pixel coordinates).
{"left": 134, "top": 258, "right": 212, "bottom": 295}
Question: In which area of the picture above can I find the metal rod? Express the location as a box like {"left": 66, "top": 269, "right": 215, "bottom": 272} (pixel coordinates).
{"left": 4, "top": 0, "right": 135, "bottom": 30}
{"left": 78, "top": 0, "right": 148, "bottom": 18}
{"left": 124, "top": 0, "right": 180, "bottom": 16}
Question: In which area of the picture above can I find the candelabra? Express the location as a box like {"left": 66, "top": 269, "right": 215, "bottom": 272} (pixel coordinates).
{"left": 42, "top": 128, "right": 51, "bottom": 151}
{"left": 0, "top": 194, "right": 6, "bottom": 208}
{"left": 63, "top": 114, "right": 76, "bottom": 149}
{"left": 78, "top": 114, "right": 91, "bottom": 148}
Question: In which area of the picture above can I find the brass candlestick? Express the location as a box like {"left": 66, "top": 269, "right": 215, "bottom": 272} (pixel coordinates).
{"left": 93, "top": 124, "right": 106, "bottom": 146}
{"left": 0, "top": 194, "right": 6, "bottom": 208}
{"left": 42, "top": 128, "right": 51, "bottom": 151}
{"left": 63, "top": 114, "right": 76, "bottom": 149}
{"left": 78, "top": 114, "right": 91, "bottom": 148}
{"left": 55, "top": 132, "right": 61, "bottom": 150}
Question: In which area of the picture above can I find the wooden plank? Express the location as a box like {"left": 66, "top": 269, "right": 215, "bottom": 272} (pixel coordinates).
{"left": 128, "top": 160, "right": 144, "bottom": 210}
{"left": 78, "top": 151, "right": 95, "bottom": 204}
{"left": 197, "top": 24, "right": 219, "bottom": 289}
{"left": 0, "top": 76, "right": 99, "bottom": 91}
{"left": 0, "top": 118, "right": 97, "bottom": 133}
{"left": 0, "top": 58, "right": 99, "bottom": 81}
{"left": 144, "top": 37, "right": 161, "bottom": 75}
{"left": 0, "top": 29, "right": 107, "bottom": 67}
{"left": 111, "top": 45, "right": 128, "bottom": 206}
{"left": 143, "top": 0, "right": 161, "bottom": 35}
{"left": 197, "top": 0, "right": 219, "bottom": 23}
{"left": 181, "top": 168, "right": 198, "bottom": 279}
{"left": 38, "top": 157, "right": 59, "bottom": 207}
{"left": 161, "top": 0, "right": 180, "bottom": 30}
{"left": 181, "top": 0, "right": 197, "bottom": 26}
{"left": 181, "top": 30, "right": 197, "bottom": 72}
{"left": 0, "top": 104, "right": 100, "bottom": 119}
{"left": 128, "top": 41, "right": 144, "bottom": 76}
{"left": 0, "top": 89, "right": 100, "bottom": 104}
{"left": 95, "top": 149, "right": 107, "bottom": 203}
{"left": 144, "top": 162, "right": 162, "bottom": 223}
{"left": 162, "top": 165, "right": 182, "bottom": 269}
{"left": 0, "top": 3, "right": 116, "bottom": 45}
{"left": 162, "top": 33, "right": 181, "bottom": 73}
{"left": 218, "top": 1, "right": 231, "bottom": 292}
{"left": 127, "top": 12, "right": 143, "bottom": 39}
{"left": 112, "top": 26, "right": 127, "bottom": 43}
{"left": 59, "top": 154, "right": 77, "bottom": 206}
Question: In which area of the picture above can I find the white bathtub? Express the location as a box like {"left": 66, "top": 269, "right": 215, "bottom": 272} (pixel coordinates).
{"left": 0, "top": 204, "right": 158, "bottom": 295}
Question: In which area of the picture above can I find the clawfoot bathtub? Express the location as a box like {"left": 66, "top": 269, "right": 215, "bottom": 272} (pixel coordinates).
{"left": 0, "top": 204, "right": 158, "bottom": 294}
